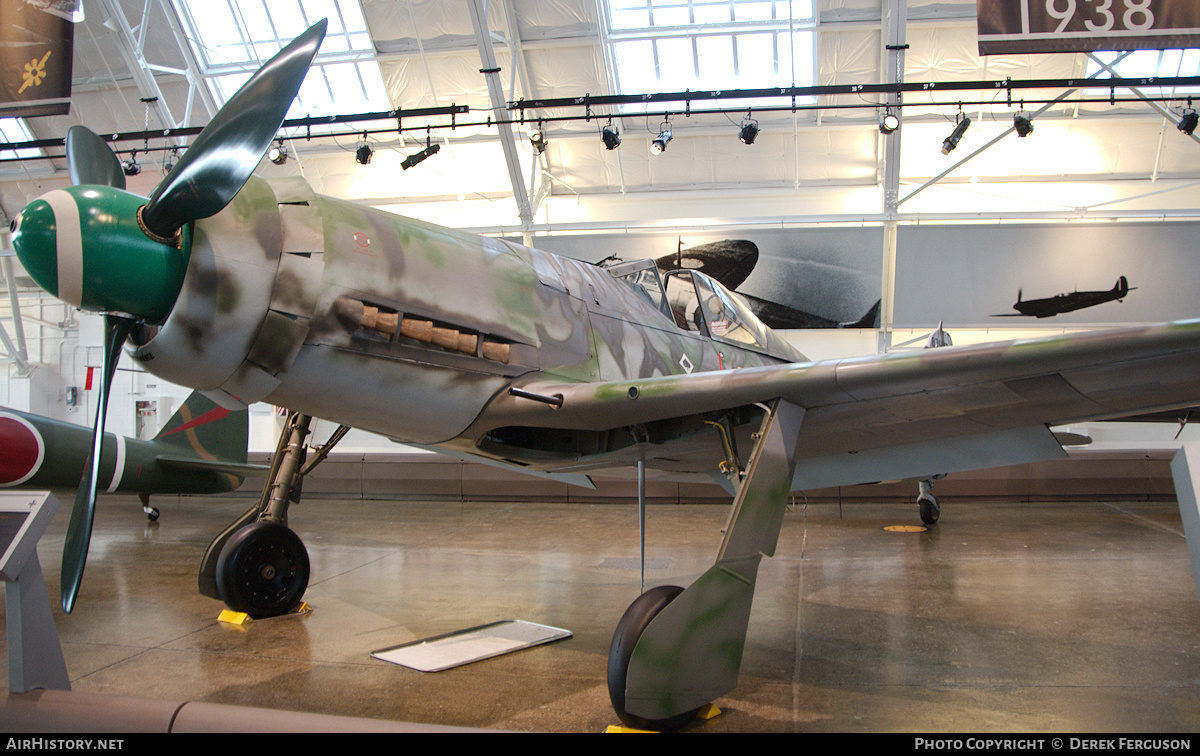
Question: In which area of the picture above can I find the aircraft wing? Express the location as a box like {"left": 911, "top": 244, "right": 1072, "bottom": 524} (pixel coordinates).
{"left": 499, "top": 320, "right": 1200, "bottom": 489}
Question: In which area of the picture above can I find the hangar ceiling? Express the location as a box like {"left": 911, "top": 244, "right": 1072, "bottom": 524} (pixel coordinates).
{"left": 2, "top": 0, "right": 1200, "bottom": 237}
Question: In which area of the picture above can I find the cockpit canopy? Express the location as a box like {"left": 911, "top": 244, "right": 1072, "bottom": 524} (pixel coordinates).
{"left": 605, "top": 258, "right": 806, "bottom": 363}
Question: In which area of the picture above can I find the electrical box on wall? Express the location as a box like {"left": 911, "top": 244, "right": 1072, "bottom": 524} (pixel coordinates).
{"left": 134, "top": 399, "right": 157, "bottom": 439}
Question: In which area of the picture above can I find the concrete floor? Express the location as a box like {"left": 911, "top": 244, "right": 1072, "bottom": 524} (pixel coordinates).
{"left": 3, "top": 492, "right": 1200, "bottom": 732}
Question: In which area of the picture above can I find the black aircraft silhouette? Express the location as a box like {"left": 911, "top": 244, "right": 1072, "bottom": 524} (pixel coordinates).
{"left": 996, "top": 276, "right": 1135, "bottom": 318}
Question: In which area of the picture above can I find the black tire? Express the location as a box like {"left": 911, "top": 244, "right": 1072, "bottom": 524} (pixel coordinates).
{"left": 607, "top": 584, "right": 700, "bottom": 732}
{"left": 215, "top": 520, "right": 309, "bottom": 618}
{"left": 919, "top": 494, "right": 940, "bottom": 525}
{"left": 146, "top": 507, "right": 159, "bottom": 522}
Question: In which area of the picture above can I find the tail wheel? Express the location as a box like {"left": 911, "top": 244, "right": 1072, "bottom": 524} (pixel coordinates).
{"left": 215, "top": 520, "right": 309, "bottom": 618}
{"left": 607, "top": 584, "right": 700, "bottom": 732}
{"left": 918, "top": 493, "right": 940, "bottom": 525}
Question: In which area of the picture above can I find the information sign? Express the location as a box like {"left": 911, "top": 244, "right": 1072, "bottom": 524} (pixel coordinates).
{"left": 978, "top": 0, "right": 1200, "bottom": 54}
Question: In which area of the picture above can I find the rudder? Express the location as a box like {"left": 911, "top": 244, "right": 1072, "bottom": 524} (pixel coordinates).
{"left": 153, "top": 392, "right": 249, "bottom": 464}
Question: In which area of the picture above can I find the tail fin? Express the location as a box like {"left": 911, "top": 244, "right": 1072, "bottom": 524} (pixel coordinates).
{"left": 153, "top": 392, "right": 249, "bottom": 464}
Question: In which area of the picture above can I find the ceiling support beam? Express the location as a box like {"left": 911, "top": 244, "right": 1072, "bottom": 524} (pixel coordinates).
{"left": 1087, "top": 53, "right": 1200, "bottom": 149}
{"left": 468, "top": 0, "right": 534, "bottom": 237}
{"left": 1, "top": 256, "right": 28, "bottom": 375}
{"left": 499, "top": 0, "right": 552, "bottom": 222}
{"left": 95, "top": 0, "right": 181, "bottom": 134}
{"left": 153, "top": 0, "right": 218, "bottom": 123}
{"left": 878, "top": 0, "right": 906, "bottom": 353}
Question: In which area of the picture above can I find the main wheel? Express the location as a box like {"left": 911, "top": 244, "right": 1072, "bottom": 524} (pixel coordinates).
{"left": 918, "top": 493, "right": 940, "bottom": 525}
{"left": 607, "top": 584, "right": 700, "bottom": 732}
{"left": 215, "top": 520, "right": 309, "bottom": 618}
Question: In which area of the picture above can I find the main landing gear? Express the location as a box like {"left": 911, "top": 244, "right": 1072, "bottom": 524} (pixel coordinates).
{"left": 606, "top": 400, "right": 804, "bottom": 731}
{"left": 197, "top": 411, "right": 349, "bottom": 618}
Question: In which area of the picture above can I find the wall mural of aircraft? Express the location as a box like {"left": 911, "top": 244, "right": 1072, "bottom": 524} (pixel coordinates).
{"left": 995, "top": 276, "right": 1136, "bottom": 318}
{"left": 650, "top": 239, "right": 882, "bottom": 329}
{"left": 11, "top": 21, "right": 1200, "bottom": 731}
{"left": 0, "top": 390, "right": 257, "bottom": 520}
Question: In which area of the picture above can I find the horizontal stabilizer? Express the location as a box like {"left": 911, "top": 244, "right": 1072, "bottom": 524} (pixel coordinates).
{"left": 155, "top": 455, "right": 266, "bottom": 477}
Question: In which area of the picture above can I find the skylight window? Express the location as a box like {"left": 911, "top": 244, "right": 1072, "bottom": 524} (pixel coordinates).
{"left": 605, "top": 0, "right": 816, "bottom": 104}
{"left": 172, "top": 0, "right": 390, "bottom": 124}
{"left": 0, "top": 119, "right": 41, "bottom": 160}
{"left": 1085, "top": 49, "right": 1200, "bottom": 96}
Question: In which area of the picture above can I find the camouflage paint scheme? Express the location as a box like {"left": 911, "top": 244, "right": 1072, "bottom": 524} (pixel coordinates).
{"left": 0, "top": 391, "right": 255, "bottom": 495}
{"left": 127, "top": 175, "right": 811, "bottom": 480}
{"left": 114, "top": 176, "right": 1200, "bottom": 495}
{"left": 15, "top": 18, "right": 1200, "bottom": 727}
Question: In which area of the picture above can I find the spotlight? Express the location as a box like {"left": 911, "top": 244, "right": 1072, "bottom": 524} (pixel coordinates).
{"left": 530, "top": 128, "right": 547, "bottom": 154}
{"left": 162, "top": 148, "right": 178, "bottom": 174}
{"left": 1178, "top": 109, "right": 1198, "bottom": 136}
{"left": 738, "top": 117, "right": 759, "bottom": 145}
{"left": 601, "top": 123, "right": 621, "bottom": 150}
{"left": 268, "top": 140, "right": 288, "bottom": 165}
{"left": 941, "top": 115, "right": 971, "bottom": 155}
{"left": 401, "top": 142, "right": 440, "bottom": 170}
{"left": 651, "top": 128, "right": 672, "bottom": 155}
{"left": 879, "top": 110, "right": 900, "bottom": 134}
{"left": 355, "top": 141, "right": 373, "bottom": 165}
{"left": 1013, "top": 113, "right": 1034, "bottom": 138}
{"left": 122, "top": 151, "right": 140, "bottom": 176}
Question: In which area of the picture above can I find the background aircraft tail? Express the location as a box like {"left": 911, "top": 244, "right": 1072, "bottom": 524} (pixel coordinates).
{"left": 152, "top": 392, "right": 249, "bottom": 464}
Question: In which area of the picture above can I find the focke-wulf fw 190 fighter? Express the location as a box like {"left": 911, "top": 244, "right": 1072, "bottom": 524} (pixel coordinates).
{"left": 12, "top": 21, "right": 1200, "bottom": 731}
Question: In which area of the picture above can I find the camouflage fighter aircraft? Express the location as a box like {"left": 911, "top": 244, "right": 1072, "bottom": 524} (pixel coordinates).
{"left": 11, "top": 21, "right": 1200, "bottom": 731}
{"left": 0, "top": 391, "right": 257, "bottom": 520}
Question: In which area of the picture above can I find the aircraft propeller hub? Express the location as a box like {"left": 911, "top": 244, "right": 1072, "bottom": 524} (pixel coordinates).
{"left": 11, "top": 185, "right": 190, "bottom": 324}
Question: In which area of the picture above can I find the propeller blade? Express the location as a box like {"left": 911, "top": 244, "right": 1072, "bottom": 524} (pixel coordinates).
{"left": 139, "top": 19, "right": 327, "bottom": 241}
{"left": 65, "top": 126, "right": 125, "bottom": 190}
{"left": 61, "top": 313, "right": 136, "bottom": 614}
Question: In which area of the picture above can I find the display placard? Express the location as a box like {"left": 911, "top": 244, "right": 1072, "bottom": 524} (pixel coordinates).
{"left": 978, "top": 0, "right": 1200, "bottom": 55}
{"left": 0, "top": 491, "right": 58, "bottom": 582}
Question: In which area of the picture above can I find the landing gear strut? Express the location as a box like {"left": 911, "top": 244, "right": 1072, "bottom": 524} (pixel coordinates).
{"left": 197, "top": 411, "right": 348, "bottom": 618}
{"left": 607, "top": 400, "right": 804, "bottom": 730}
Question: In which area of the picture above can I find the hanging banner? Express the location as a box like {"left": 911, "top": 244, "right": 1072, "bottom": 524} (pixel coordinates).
{"left": 978, "top": 0, "right": 1200, "bottom": 55}
{"left": 0, "top": 0, "right": 75, "bottom": 117}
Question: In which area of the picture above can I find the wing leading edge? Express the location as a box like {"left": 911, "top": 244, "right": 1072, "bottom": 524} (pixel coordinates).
{"left": 489, "top": 319, "right": 1200, "bottom": 489}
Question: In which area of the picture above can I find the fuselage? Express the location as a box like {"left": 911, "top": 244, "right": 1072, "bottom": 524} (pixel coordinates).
{"left": 125, "top": 177, "right": 803, "bottom": 474}
{"left": 0, "top": 408, "right": 240, "bottom": 494}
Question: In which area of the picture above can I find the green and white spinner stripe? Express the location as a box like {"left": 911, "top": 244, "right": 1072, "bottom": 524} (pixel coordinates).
{"left": 40, "top": 189, "right": 84, "bottom": 308}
